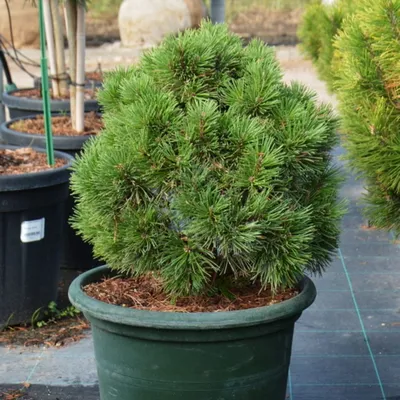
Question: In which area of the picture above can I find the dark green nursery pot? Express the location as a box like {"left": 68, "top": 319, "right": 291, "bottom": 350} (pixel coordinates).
{"left": 69, "top": 265, "right": 316, "bottom": 400}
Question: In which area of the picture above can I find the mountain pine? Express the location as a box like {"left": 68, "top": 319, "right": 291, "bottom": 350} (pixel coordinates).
{"left": 71, "top": 22, "right": 344, "bottom": 296}
{"left": 298, "top": 0, "right": 356, "bottom": 91}
{"left": 334, "top": 0, "right": 400, "bottom": 233}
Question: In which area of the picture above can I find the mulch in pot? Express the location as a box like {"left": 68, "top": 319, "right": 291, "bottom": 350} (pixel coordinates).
{"left": 10, "top": 112, "right": 103, "bottom": 137}
{"left": 84, "top": 274, "right": 299, "bottom": 313}
{"left": 0, "top": 148, "right": 66, "bottom": 175}
{"left": 11, "top": 88, "right": 98, "bottom": 101}
{"left": 86, "top": 71, "right": 103, "bottom": 82}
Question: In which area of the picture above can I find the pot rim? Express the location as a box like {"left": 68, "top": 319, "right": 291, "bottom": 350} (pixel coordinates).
{"left": 0, "top": 114, "right": 100, "bottom": 151}
{"left": 3, "top": 87, "right": 99, "bottom": 104}
{"left": 1, "top": 113, "right": 100, "bottom": 137}
{"left": 69, "top": 265, "right": 317, "bottom": 330}
{"left": 0, "top": 145, "right": 74, "bottom": 191}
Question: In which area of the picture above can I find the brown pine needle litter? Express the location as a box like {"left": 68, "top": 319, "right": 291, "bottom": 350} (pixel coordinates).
{"left": 84, "top": 274, "right": 299, "bottom": 313}
{"left": 0, "top": 317, "right": 89, "bottom": 348}
{"left": 0, "top": 383, "right": 30, "bottom": 400}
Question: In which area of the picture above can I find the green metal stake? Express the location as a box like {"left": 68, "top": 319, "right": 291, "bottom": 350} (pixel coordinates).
{"left": 38, "top": 0, "right": 55, "bottom": 166}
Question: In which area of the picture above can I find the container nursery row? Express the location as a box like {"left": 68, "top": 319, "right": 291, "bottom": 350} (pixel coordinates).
{"left": 0, "top": 0, "right": 102, "bottom": 327}
{"left": 1, "top": 7, "right": 349, "bottom": 400}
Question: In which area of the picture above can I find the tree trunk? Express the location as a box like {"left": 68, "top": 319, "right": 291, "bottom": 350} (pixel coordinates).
{"left": 75, "top": 2, "right": 86, "bottom": 133}
{"left": 64, "top": 0, "right": 77, "bottom": 130}
{"left": 43, "top": 0, "right": 59, "bottom": 97}
{"left": 51, "top": 0, "right": 68, "bottom": 97}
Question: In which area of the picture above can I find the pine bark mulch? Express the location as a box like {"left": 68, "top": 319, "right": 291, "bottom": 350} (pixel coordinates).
{"left": 10, "top": 112, "right": 103, "bottom": 137}
{"left": 85, "top": 274, "right": 299, "bottom": 313}
{"left": 0, "top": 148, "right": 66, "bottom": 175}
{"left": 12, "top": 88, "right": 98, "bottom": 101}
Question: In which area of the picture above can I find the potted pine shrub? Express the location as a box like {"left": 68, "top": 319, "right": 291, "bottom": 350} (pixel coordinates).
{"left": 69, "top": 22, "right": 344, "bottom": 400}
{"left": 333, "top": 0, "right": 400, "bottom": 231}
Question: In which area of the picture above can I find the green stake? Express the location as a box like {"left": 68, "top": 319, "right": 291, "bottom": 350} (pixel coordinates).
{"left": 38, "top": 0, "right": 55, "bottom": 166}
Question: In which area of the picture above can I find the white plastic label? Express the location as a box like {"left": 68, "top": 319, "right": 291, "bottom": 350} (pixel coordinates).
{"left": 20, "top": 218, "right": 45, "bottom": 243}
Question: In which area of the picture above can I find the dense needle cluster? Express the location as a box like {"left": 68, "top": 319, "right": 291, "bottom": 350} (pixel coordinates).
{"left": 71, "top": 22, "right": 344, "bottom": 296}
{"left": 334, "top": 0, "right": 400, "bottom": 233}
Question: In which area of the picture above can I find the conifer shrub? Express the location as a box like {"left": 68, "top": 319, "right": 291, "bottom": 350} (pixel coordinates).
{"left": 298, "top": 0, "right": 356, "bottom": 91}
{"left": 334, "top": 0, "right": 400, "bottom": 232}
{"left": 71, "top": 22, "right": 344, "bottom": 297}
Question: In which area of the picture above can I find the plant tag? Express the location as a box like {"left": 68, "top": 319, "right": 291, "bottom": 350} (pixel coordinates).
{"left": 20, "top": 218, "right": 45, "bottom": 243}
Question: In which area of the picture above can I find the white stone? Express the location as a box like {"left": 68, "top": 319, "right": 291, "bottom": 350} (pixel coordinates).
{"left": 118, "top": 0, "right": 207, "bottom": 49}
{"left": 0, "top": 0, "right": 39, "bottom": 48}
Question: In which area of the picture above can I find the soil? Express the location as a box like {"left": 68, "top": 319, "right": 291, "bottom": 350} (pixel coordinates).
{"left": 0, "top": 148, "right": 66, "bottom": 175}
{"left": 12, "top": 88, "right": 98, "bottom": 101}
{"left": 0, "top": 317, "right": 89, "bottom": 348}
{"left": 85, "top": 8, "right": 303, "bottom": 48}
{"left": 361, "top": 224, "right": 379, "bottom": 231}
{"left": 10, "top": 112, "right": 103, "bottom": 137}
{"left": 86, "top": 16, "right": 120, "bottom": 47}
{"left": 86, "top": 71, "right": 103, "bottom": 82}
{"left": 84, "top": 275, "right": 299, "bottom": 313}
{"left": 230, "top": 7, "right": 303, "bottom": 46}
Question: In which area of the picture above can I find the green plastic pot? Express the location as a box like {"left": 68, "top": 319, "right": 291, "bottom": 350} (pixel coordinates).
{"left": 69, "top": 265, "right": 316, "bottom": 400}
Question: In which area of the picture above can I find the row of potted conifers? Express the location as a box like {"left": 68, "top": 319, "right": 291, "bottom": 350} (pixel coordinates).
{"left": 0, "top": 88, "right": 101, "bottom": 326}
{"left": 2, "top": 20, "right": 344, "bottom": 400}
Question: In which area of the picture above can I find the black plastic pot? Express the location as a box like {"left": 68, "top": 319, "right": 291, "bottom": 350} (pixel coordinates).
{"left": 2, "top": 88, "right": 100, "bottom": 119}
{"left": 0, "top": 115, "right": 102, "bottom": 272}
{"left": 69, "top": 266, "right": 317, "bottom": 400}
{"left": 0, "top": 115, "right": 93, "bottom": 152}
{"left": 0, "top": 146, "right": 74, "bottom": 327}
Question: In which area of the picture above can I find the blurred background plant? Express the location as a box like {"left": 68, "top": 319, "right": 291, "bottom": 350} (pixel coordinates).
{"left": 90, "top": 0, "right": 121, "bottom": 18}
{"left": 333, "top": 0, "right": 400, "bottom": 233}
{"left": 298, "top": 0, "right": 356, "bottom": 92}
{"left": 90, "top": 0, "right": 313, "bottom": 20}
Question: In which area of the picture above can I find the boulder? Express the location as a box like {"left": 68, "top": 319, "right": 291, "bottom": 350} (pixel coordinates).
{"left": 118, "top": 0, "right": 208, "bottom": 49}
{"left": 0, "top": 1, "right": 39, "bottom": 48}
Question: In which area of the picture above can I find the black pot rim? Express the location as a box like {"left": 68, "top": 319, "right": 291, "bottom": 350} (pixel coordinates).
{"left": 69, "top": 265, "right": 317, "bottom": 330}
{"left": 0, "top": 144, "right": 74, "bottom": 191}
{"left": 2, "top": 88, "right": 99, "bottom": 111}
{"left": 0, "top": 114, "right": 98, "bottom": 151}
{"left": 3, "top": 87, "right": 99, "bottom": 103}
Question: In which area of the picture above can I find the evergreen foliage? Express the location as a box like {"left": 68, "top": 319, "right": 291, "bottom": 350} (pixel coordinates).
{"left": 298, "top": 0, "right": 356, "bottom": 91}
{"left": 71, "top": 22, "right": 344, "bottom": 296}
{"left": 334, "top": 0, "right": 400, "bottom": 233}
